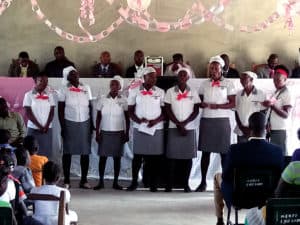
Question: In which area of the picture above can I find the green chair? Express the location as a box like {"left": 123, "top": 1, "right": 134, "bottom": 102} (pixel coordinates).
{"left": 0, "top": 200, "right": 13, "bottom": 225}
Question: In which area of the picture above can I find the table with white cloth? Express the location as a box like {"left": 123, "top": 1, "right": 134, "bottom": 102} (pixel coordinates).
{"left": 1, "top": 77, "right": 300, "bottom": 190}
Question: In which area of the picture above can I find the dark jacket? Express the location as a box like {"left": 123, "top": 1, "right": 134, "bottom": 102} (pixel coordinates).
{"left": 8, "top": 60, "right": 39, "bottom": 77}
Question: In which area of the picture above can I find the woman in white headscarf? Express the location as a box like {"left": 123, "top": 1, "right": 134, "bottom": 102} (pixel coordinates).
{"left": 58, "top": 66, "right": 93, "bottom": 189}
{"left": 196, "top": 56, "right": 236, "bottom": 192}
{"left": 93, "top": 76, "right": 129, "bottom": 190}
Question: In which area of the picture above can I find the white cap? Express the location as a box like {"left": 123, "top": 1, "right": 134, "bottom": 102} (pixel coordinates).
{"left": 141, "top": 67, "right": 157, "bottom": 76}
{"left": 209, "top": 55, "right": 225, "bottom": 68}
{"left": 111, "top": 75, "right": 124, "bottom": 91}
{"left": 62, "top": 66, "right": 77, "bottom": 85}
{"left": 241, "top": 71, "right": 257, "bottom": 79}
{"left": 176, "top": 67, "right": 191, "bottom": 78}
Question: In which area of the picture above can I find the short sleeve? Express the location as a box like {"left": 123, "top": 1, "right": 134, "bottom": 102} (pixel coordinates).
{"left": 85, "top": 85, "right": 93, "bottom": 101}
{"left": 23, "top": 92, "right": 32, "bottom": 107}
{"left": 127, "top": 89, "right": 137, "bottom": 106}
{"left": 48, "top": 93, "right": 56, "bottom": 106}
{"left": 227, "top": 80, "right": 236, "bottom": 96}
{"left": 7, "top": 179, "right": 16, "bottom": 201}
{"left": 58, "top": 87, "right": 66, "bottom": 102}
{"left": 122, "top": 97, "right": 128, "bottom": 111}
{"left": 96, "top": 97, "right": 104, "bottom": 111}
{"left": 282, "top": 91, "right": 292, "bottom": 107}
{"left": 192, "top": 89, "right": 201, "bottom": 104}
{"left": 164, "top": 88, "right": 172, "bottom": 104}
{"left": 198, "top": 82, "right": 205, "bottom": 96}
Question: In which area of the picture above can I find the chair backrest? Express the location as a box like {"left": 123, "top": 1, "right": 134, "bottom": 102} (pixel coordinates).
{"left": 232, "top": 167, "right": 281, "bottom": 209}
{"left": 0, "top": 200, "right": 13, "bottom": 225}
{"left": 266, "top": 198, "right": 300, "bottom": 225}
{"left": 27, "top": 190, "right": 65, "bottom": 225}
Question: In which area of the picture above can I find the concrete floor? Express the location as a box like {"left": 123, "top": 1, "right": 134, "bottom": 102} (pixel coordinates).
{"left": 67, "top": 179, "right": 246, "bottom": 225}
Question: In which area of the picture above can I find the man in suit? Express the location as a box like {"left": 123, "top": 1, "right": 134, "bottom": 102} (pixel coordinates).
{"left": 220, "top": 54, "right": 239, "bottom": 78}
{"left": 44, "top": 46, "right": 75, "bottom": 77}
{"left": 8, "top": 51, "right": 39, "bottom": 77}
{"left": 255, "top": 54, "right": 279, "bottom": 78}
{"left": 125, "top": 50, "right": 145, "bottom": 78}
{"left": 214, "top": 112, "right": 284, "bottom": 225}
{"left": 92, "top": 51, "right": 121, "bottom": 77}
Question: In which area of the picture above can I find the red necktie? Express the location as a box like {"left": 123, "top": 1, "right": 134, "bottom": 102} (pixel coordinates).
{"left": 176, "top": 91, "right": 189, "bottom": 101}
{"left": 211, "top": 80, "right": 221, "bottom": 87}
{"left": 69, "top": 87, "right": 82, "bottom": 92}
{"left": 141, "top": 90, "right": 153, "bottom": 96}
{"left": 36, "top": 94, "right": 49, "bottom": 100}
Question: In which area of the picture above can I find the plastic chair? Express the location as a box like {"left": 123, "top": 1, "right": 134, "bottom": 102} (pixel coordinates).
{"left": 227, "top": 167, "right": 281, "bottom": 225}
{"left": 266, "top": 198, "right": 300, "bottom": 225}
{"left": 27, "top": 191, "right": 65, "bottom": 225}
{"left": 0, "top": 200, "right": 13, "bottom": 225}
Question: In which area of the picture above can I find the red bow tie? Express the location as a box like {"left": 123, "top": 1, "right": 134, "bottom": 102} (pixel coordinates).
{"left": 177, "top": 91, "right": 189, "bottom": 101}
{"left": 69, "top": 87, "right": 82, "bottom": 92}
{"left": 35, "top": 94, "right": 49, "bottom": 100}
{"left": 141, "top": 90, "right": 153, "bottom": 96}
{"left": 211, "top": 80, "right": 221, "bottom": 87}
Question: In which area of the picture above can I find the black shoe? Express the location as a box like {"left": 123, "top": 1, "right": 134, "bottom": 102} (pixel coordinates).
{"left": 195, "top": 183, "right": 207, "bottom": 192}
{"left": 184, "top": 186, "right": 192, "bottom": 193}
{"left": 216, "top": 218, "right": 225, "bottom": 225}
{"left": 112, "top": 183, "right": 123, "bottom": 190}
{"left": 150, "top": 186, "right": 157, "bottom": 192}
{"left": 79, "top": 182, "right": 92, "bottom": 189}
{"left": 93, "top": 182, "right": 104, "bottom": 190}
{"left": 126, "top": 183, "right": 138, "bottom": 191}
{"left": 164, "top": 187, "right": 172, "bottom": 192}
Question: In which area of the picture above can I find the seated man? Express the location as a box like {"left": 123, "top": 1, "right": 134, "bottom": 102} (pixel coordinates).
{"left": 214, "top": 112, "right": 284, "bottom": 225}
{"left": 44, "top": 46, "right": 75, "bottom": 77}
{"left": 8, "top": 51, "right": 39, "bottom": 77}
{"left": 0, "top": 97, "right": 26, "bottom": 146}
{"left": 220, "top": 54, "right": 239, "bottom": 78}
{"left": 255, "top": 54, "right": 279, "bottom": 78}
{"left": 92, "top": 51, "right": 121, "bottom": 77}
{"left": 125, "top": 50, "right": 145, "bottom": 78}
{"left": 164, "top": 53, "right": 195, "bottom": 78}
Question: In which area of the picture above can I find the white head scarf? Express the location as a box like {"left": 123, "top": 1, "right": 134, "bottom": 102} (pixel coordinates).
{"left": 62, "top": 66, "right": 77, "bottom": 85}
{"left": 111, "top": 75, "right": 124, "bottom": 91}
{"left": 209, "top": 55, "right": 225, "bottom": 68}
{"left": 142, "top": 67, "right": 156, "bottom": 77}
{"left": 241, "top": 71, "right": 257, "bottom": 80}
{"left": 176, "top": 67, "right": 191, "bottom": 79}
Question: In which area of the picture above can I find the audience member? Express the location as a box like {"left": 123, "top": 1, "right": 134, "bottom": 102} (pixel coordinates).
{"left": 125, "top": 50, "right": 145, "bottom": 78}
{"left": 235, "top": 71, "right": 266, "bottom": 143}
{"left": 214, "top": 112, "right": 284, "bottom": 225}
{"left": 23, "top": 72, "right": 55, "bottom": 159}
{"left": 23, "top": 135, "right": 48, "bottom": 187}
{"left": 0, "top": 97, "right": 26, "bottom": 146}
{"left": 164, "top": 68, "right": 200, "bottom": 192}
{"left": 8, "top": 51, "right": 39, "bottom": 77}
{"left": 58, "top": 66, "right": 93, "bottom": 189}
{"left": 262, "top": 64, "right": 292, "bottom": 155}
{"left": 220, "top": 54, "right": 239, "bottom": 78}
{"left": 44, "top": 46, "right": 75, "bottom": 77}
{"left": 127, "top": 67, "right": 165, "bottom": 192}
{"left": 92, "top": 51, "right": 121, "bottom": 77}
{"left": 12, "top": 146, "right": 35, "bottom": 194}
{"left": 0, "top": 129, "right": 17, "bottom": 165}
{"left": 255, "top": 54, "right": 279, "bottom": 78}
{"left": 196, "top": 55, "right": 236, "bottom": 192}
{"left": 30, "top": 161, "right": 78, "bottom": 225}
{"left": 164, "top": 53, "right": 195, "bottom": 78}
{"left": 94, "top": 76, "right": 129, "bottom": 190}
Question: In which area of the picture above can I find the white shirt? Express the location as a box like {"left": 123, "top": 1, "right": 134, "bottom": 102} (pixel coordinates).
{"left": 58, "top": 83, "right": 92, "bottom": 122}
{"left": 0, "top": 179, "right": 16, "bottom": 203}
{"left": 164, "top": 85, "right": 201, "bottom": 130}
{"left": 97, "top": 94, "right": 128, "bottom": 131}
{"left": 235, "top": 87, "right": 266, "bottom": 135}
{"left": 31, "top": 185, "right": 73, "bottom": 225}
{"left": 198, "top": 78, "right": 236, "bottom": 118}
{"left": 164, "top": 63, "right": 195, "bottom": 78}
{"left": 270, "top": 87, "right": 292, "bottom": 130}
{"left": 23, "top": 89, "right": 56, "bottom": 129}
{"left": 127, "top": 85, "right": 165, "bottom": 129}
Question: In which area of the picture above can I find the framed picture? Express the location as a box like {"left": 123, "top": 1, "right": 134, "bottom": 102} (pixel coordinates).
{"left": 145, "top": 56, "right": 164, "bottom": 76}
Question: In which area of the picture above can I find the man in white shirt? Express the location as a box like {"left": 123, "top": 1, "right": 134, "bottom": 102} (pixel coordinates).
{"left": 164, "top": 53, "right": 195, "bottom": 78}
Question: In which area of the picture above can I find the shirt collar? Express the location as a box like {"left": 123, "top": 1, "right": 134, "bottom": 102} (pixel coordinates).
{"left": 101, "top": 64, "right": 109, "bottom": 70}
{"left": 241, "top": 86, "right": 258, "bottom": 96}
{"left": 248, "top": 136, "right": 265, "bottom": 141}
{"left": 139, "top": 85, "right": 156, "bottom": 91}
{"left": 210, "top": 76, "right": 224, "bottom": 82}
{"left": 67, "top": 83, "right": 83, "bottom": 88}
{"left": 174, "top": 85, "right": 190, "bottom": 93}
{"left": 32, "top": 89, "right": 48, "bottom": 95}
{"left": 106, "top": 93, "right": 121, "bottom": 99}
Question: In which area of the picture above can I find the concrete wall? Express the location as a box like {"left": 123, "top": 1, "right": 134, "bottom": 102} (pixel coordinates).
{"left": 0, "top": 0, "right": 300, "bottom": 77}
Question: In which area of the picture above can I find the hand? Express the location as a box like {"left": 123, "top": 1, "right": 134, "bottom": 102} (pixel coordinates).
{"left": 140, "top": 118, "right": 148, "bottom": 123}
{"left": 201, "top": 102, "right": 209, "bottom": 108}
{"left": 122, "top": 132, "right": 129, "bottom": 143}
{"left": 262, "top": 100, "right": 272, "bottom": 107}
{"left": 240, "top": 126, "right": 250, "bottom": 137}
{"left": 147, "top": 119, "right": 158, "bottom": 128}
{"left": 176, "top": 123, "right": 187, "bottom": 136}
{"left": 61, "top": 129, "right": 65, "bottom": 138}
{"left": 96, "top": 132, "right": 102, "bottom": 143}
{"left": 171, "top": 63, "right": 179, "bottom": 72}
{"left": 209, "top": 104, "right": 219, "bottom": 109}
